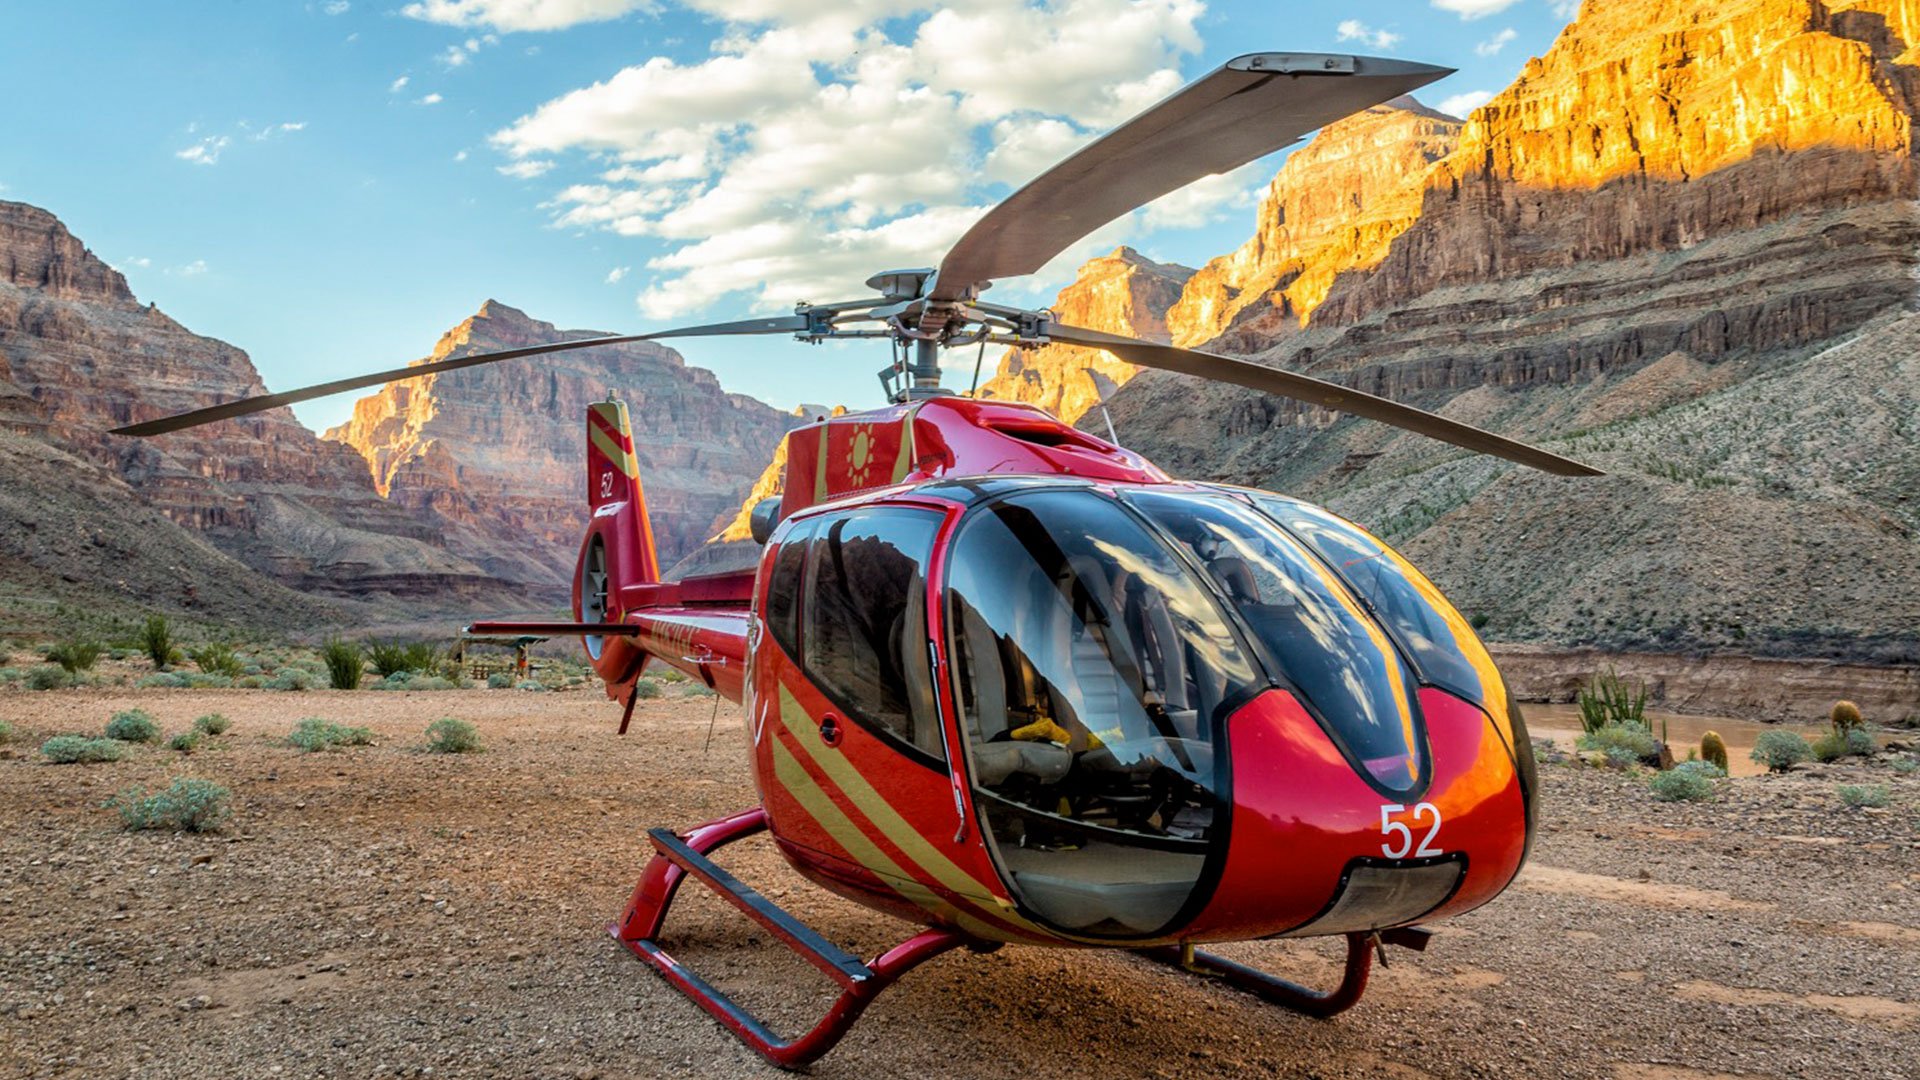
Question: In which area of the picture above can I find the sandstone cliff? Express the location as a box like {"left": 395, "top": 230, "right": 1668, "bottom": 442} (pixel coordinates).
{"left": 1090, "top": 0, "right": 1920, "bottom": 661}
{"left": 976, "top": 247, "right": 1194, "bottom": 422}
{"left": 0, "top": 200, "right": 499, "bottom": 610}
{"left": 326, "top": 302, "right": 796, "bottom": 592}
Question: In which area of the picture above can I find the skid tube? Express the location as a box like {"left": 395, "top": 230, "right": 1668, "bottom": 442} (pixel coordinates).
{"left": 1135, "top": 925, "right": 1432, "bottom": 1018}
{"left": 610, "top": 806, "right": 972, "bottom": 1070}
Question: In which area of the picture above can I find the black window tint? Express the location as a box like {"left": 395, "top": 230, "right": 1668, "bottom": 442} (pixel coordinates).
{"left": 801, "top": 509, "right": 944, "bottom": 760}
{"left": 765, "top": 521, "right": 811, "bottom": 660}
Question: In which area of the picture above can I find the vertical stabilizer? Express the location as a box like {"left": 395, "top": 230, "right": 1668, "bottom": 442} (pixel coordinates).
{"left": 586, "top": 398, "right": 660, "bottom": 586}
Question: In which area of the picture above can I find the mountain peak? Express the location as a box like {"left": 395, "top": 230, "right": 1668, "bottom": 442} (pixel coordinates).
{"left": 0, "top": 200, "right": 134, "bottom": 303}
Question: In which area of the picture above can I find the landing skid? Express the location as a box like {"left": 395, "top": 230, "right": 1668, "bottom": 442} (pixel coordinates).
{"left": 1135, "top": 925, "right": 1432, "bottom": 1018}
{"left": 610, "top": 807, "right": 970, "bottom": 1070}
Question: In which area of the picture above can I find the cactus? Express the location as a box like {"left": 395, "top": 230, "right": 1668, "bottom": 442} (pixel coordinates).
{"left": 1700, "top": 730, "right": 1729, "bottom": 773}
{"left": 1829, "top": 700, "right": 1863, "bottom": 732}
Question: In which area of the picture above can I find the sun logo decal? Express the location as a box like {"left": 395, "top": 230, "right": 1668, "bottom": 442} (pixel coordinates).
{"left": 847, "top": 426, "right": 876, "bottom": 487}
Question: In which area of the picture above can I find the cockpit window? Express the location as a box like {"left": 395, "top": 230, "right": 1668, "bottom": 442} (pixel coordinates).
{"left": 1126, "top": 490, "right": 1426, "bottom": 795}
{"left": 945, "top": 490, "right": 1256, "bottom": 938}
{"left": 1250, "top": 495, "right": 1488, "bottom": 706}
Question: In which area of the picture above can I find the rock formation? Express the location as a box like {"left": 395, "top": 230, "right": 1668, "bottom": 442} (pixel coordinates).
{"left": 975, "top": 247, "right": 1194, "bottom": 423}
{"left": 0, "top": 200, "right": 497, "bottom": 609}
{"left": 326, "top": 302, "right": 796, "bottom": 591}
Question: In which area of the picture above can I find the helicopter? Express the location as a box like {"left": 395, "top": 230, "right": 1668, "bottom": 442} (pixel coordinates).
{"left": 116, "top": 51, "right": 1600, "bottom": 1070}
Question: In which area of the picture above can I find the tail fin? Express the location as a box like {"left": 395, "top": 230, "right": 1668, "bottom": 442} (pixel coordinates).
{"left": 585, "top": 397, "right": 660, "bottom": 587}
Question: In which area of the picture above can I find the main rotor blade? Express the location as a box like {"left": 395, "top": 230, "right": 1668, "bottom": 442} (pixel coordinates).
{"left": 111, "top": 315, "right": 808, "bottom": 437}
{"left": 931, "top": 53, "right": 1450, "bottom": 303}
{"left": 1044, "top": 323, "right": 1603, "bottom": 477}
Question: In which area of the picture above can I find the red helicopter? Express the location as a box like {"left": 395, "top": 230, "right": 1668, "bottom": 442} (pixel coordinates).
{"left": 118, "top": 52, "right": 1599, "bottom": 1070}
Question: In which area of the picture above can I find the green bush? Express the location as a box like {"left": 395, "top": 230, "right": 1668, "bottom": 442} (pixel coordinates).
{"left": 193, "top": 713, "right": 232, "bottom": 736}
{"left": 516, "top": 680, "right": 548, "bottom": 692}
{"left": 368, "top": 639, "right": 441, "bottom": 678}
{"left": 486, "top": 672, "right": 514, "bottom": 689}
{"left": 424, "top": 717, "right": 482, "bottom": 754}
{"left": 139, "top": 614, "right": 175, "bottom": 670}
{"left": 136, "top": 672, "right": 184, "bottom": 689}
{"left": 45, "top": 639, "right": 103, "bottom": 673}
{"left": 0, "top": 719, "right": 14, "bottom": 743}
{"left": 1577, "top": 666, "right": 1647, "bottom": 734}
{"left": 1577, "top": 720, "right": 1660, "bottom": 767}
{"left": 633, "top": 679, "right": 662, "bottom": 700}
{"left": 1889, "top": 755, "right": 1918, "bottom": 775}
{"left": 1837, "top": 784, "right": 1890, "bottom": 809}
{"left": 1650, "top": 768, "right": 1714, "bottom": 802}
{"left": 168, "top": 731, "right": 203, "bottom": 754}
{"left": 104, "top": 709, "right": 161, "bottom": 743}
{"left": 1812, "top": 731, "right": 1847, "bottom": 763}
{"left": 189, "top": 642, "right": 245, "bottom": 678}
{"left": 112, "top": 777, "right": 231, "bottom": 832}
{"left": 268, "top": 668, "right": 317, "bottom": 692}
{"left": 41, "top": 735, "right": 127, "bottom": 764}
{"left": 658, "top": 669, "right": 688, "bottom": 683}
{"left": 26, "top": 665, "right": 75, "bottom": 691}
{"left": 1751, "top": 730, "right": 1813, "bottom": 773}
{"left": 1845, "top": 728, "right": 1876, "bottom": 757}
{"left": 1673, "top": 759, "right": 1726, "bottom": 779}
{"left": 285, "top": 717, "right": 373, "bottom": 752}
{"left": 321, "top": 638, "right": 364, "bottom": 690}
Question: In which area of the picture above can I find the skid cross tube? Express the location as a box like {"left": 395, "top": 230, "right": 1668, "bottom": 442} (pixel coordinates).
{"left": 610, "top": 807, "right": 969, "bottom": 1070}
{"left": 1135, "top": 927, "right": 1431, "bottom": 1018}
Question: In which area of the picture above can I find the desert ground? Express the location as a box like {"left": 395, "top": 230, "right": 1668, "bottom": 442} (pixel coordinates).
{"left": 1, "top": 685, "right": 1915, "bottom": 1080}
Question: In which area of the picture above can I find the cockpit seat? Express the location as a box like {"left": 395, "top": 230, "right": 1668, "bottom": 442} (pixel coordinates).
{"left": 971, "top": 740, "right": 1073, "bottom": 787}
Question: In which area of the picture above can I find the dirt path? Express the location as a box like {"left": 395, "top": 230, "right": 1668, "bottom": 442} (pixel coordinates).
{"left": 1, "top": 688, "right": 1915, "bottom": 1079}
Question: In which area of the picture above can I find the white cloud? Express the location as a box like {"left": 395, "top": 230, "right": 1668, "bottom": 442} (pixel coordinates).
{"left": 440, "top": 34, "right": 497, "bottom": 68}
{"left": 1439, "top": 90, "right": 1494, "bottom": 118}
{"left": 1553, "top": 0, "right": 1581, "bottom": 16}
{"left": 497, "top": 0, "right": 1216, "bottom": 318}
{"left": 119, "top": 256, "right": 153, "bottom": 269}
{"left": 605, "top": 266, "right": 629, "bottom": 283}
{"left": 497, "top": 159, "right": 555, "bottom": 178}
{"left": 390, "top": 75, "right": 411, "bottom": 92}
{"left": 247, "top": 120, "right": 308, "bottom": 141}
{"left": 168, "top": 259, "right": 210, "bottom": 277}
{"left": 417, "top": 93, "right": 445, "bottom": 105}
{"left": 1335, "top": 19, "right": 1401, "bottom": 50}
{"left": 401, "top": 0, "right": 654, "bottom": 32}
{"left": 1431, "top": 0, "right": 1523, "bottom": 18}
{"left": 1474, "top": 27, "right": 1518, "bottom": 56}
{"left": 322, "top": 1, "right": 351, "bottom": 14}
{"left": 454, "top": 149, "right": 470, "bottom": 161}
{"left": 174, "top": 135, "right": 230, "bottom": 165}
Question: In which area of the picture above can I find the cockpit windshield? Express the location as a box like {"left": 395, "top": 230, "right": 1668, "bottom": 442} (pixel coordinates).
{"left": 945, "top": 490, "right": 1256, "bottom": 938}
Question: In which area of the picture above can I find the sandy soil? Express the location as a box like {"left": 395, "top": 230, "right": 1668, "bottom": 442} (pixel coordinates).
{"left": 1, "top": 687, "right": 1916, "bottom": 1079}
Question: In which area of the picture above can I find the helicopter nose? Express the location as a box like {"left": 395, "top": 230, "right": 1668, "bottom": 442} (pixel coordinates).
{"left": 1181, "top": 686, "right": 1529, "bottom": 942}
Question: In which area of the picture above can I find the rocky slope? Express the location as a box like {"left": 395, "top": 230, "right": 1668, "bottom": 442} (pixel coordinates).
{"left": 326, "top": 302, "right": 796, "bottom": 592}
{"left": 0, "top": 201, "right": 499, "bottom": 616}
{"left": 1086, "top": 0, "right": 1920, "bottom": 660}
{"left": 976, "top": 247, "right": 1193, "bottom": 422}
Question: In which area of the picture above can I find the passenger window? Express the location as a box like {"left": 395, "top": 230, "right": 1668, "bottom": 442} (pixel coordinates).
{"left": 764, "top": 520, "right": 811, "bottom": 661}
{"left": 800, "top": 509, "right": 945, "bottom": 761}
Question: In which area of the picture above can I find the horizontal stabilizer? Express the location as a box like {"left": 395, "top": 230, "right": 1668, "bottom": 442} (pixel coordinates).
{"left": 465, "top": 621, "right": 642, "bottom": 637}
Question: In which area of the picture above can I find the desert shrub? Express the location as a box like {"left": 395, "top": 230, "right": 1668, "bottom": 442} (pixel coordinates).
{"left": 681, "top": 683, "right": 717, "bottom": 698}
{"left": 486, "top": 672, "right": 513, "bottom": 689}
{"left": 168, "top": 731, "right": 203, "bottom": 754}
{"left": 1650, "top": 768, "right": 1714, "bottom": 802}
{"left": 516, "top": 680, "right": 548, "bottom": 692}
{"left": 1830, "top": 700, "right": 1864, "bottom": 731}
{"left": 1751, "top": 730, "right": 1812, "bottom": 773}
{"left": 136, "top": 672, "right": 186, "bottom": 689}
{"left": 0, "top": 667, "right": 23, "bottom": 686}
{"left": 45, "top": 639, "right": 103, "bottom": 673}
{"left": 235, "top": 675, "right": 267, "bottom": 689}
{"left": 0, "top": 719, "right": 14, "bottom": 743}
{"left": 1577, "top": 720, "right": 1659, "bottom": 767}
{"left": 1673, "top": 759, "right": 1726, "bottom": 779}
{"left": 113, "top": 777, "right": 231, "bottom": 832}
{"left": 284, "top": 717, "right": 373, "bottom": 752}
{"left": 321, "top": 638, "right": 364, "bottom": 690}
{"left": 424, "top": 717, "right": 482, "bottom": 754}
{"left": 189, "top": 642, "right": 245, "bottom": 678}
{"left": 1837, "top": 784, "right": 1890, "bottom": 809}
{"left": 26, "top": 665, "right": 75, "bottom": 691}
{"left": 104, "top": 709, "right": 161, "bottom": 743}
{"left": 1889, "top": 755, "right": 1919, "bottom": 775}
{"left": 268, "top": 668, "right": 316, "bottom": 692}
{"left": 658, "top": 669, "right": 688, "bottom": 683}
{"left": 193, "top": 713, "right": 232, "bottom": 736}
{"left": 1812, "top": 731, "right": 1847, "bottom": 763}
{"left": 139, "top": 614, "right": 175, "bottom": 670}
{"left": 1577, "top": 667, "right": 1647, "bottom": 734}
{"left": 409, "top": 675, "right": 458, "bottom": 691}
{"left": 367, "top": 639, "right": 441, "bottom": 678}
{"left": 41, "top": 735, "right": 126, "bottom": 764}
{"left": 633, "top": 679, "right": 661, "bottom": 700}
{"left": 1699, "top": 731, "right": 1729, "bottom": 773}
{"left": 179, "top": 673, "right": 233, "bottom": 690}
{"left": 1845, "top": 728, "right": 1876, "bottom": 757}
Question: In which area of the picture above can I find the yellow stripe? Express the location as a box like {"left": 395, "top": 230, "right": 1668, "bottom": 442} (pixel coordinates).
{"left": 771, "top": 739, "right": 1009, "bottom": 940}
{"left": 890, "top": 412, "right": 914, "bottom": 484}
{"left": 588, "top": 424, "right": 637, "bottom": 477}
{"left": 812, "top": 425, "right": 830, "bottom": 503}
{"left": 775, "top": 687, "right": 1039, "bottom": 930}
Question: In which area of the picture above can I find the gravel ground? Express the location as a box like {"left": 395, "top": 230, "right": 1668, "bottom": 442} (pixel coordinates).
{"left": 1, "top": 687, "right": 1916, "bottom": 1079}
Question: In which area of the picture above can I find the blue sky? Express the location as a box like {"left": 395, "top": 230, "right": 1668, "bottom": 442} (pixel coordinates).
{"left": 3, "top": 1, "right": 1578, "bottom": 433}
